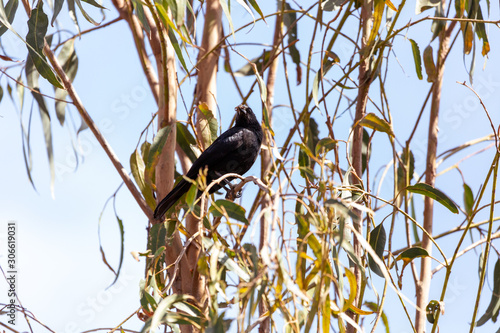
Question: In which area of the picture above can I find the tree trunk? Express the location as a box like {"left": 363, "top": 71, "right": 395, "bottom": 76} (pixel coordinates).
{"left": 415, "top": 13, "right": 451, "bottom": 333}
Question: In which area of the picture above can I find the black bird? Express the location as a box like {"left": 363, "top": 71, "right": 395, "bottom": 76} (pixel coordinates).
{"left": 153, "top": 104, "right": 263, "bottom": 219}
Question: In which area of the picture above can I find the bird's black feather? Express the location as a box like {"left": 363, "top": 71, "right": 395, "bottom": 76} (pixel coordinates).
{"left": 153, "top": 105, "right": 263, "bottom": 219}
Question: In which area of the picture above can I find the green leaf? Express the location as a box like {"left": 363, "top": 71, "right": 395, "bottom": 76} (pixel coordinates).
{"left": 283, "top": 2, "right": 301, "bottom": 84}
{"left": 423, "top": 45, "right": 436, "bottom": 82}
{"left": 198, "top": 103, "right": 218, "bottom": 145}
{"left": 219, "top": 0, "right": 234, "bottom": 36}
{"left": 97, "top": 200, "right": 125, "bottom": 287}
{"left": 312, "top": 59, "right": 337, "bottom": 107}
{"left": 81, "top": 0, "right": 106, "bottom": 9}
{"left": 395, "top": 246, "right": 430, "bottom": 288}
{"left": 409, "top": 39, "right": 423, "bottom": 80}
{"left": 365, "top": 302, "right": 390, "bottom": 333}
{"left": 247, "top": 0, "right": 266, "bottom": 21}
{"left": 0, "top": 0, "right": 18, "bottom": 36}
{"left": 167, "top": 29, "right": 189, "bottom": 73}
{"left": 147, "top": 223, "right": 167, "bottom": 271}
{"left": 26, "top": 54, "right": 55, "bottom": 198}
{"left": 396, "top": 246, "right": 430, "bottom": 265}
{"left": 130, "top": 148, "right": 156, "bottom": 209}
{"left": 253, "top": 68, "right": 268, "bottom": 110}
{"left": 324, "top": 198, "right": 359, "bottom": 222}
{"left": 67, "top": 0, "right": 80, "bottom": 33}
{"left": 396, "top": 148, "right": 415, "bottom": 207}
{"left": 185, "top": 182, "right": 197, "bottom": 211}
{"left": 148, "top": 295, "right": 202, "bottom": 332}
{"left": 415, "top": 0, "right": 440, "bottom": 14}
{"left": 74, "top": 0, "right": 101, "bottom": 25}
{"left": 131, "top": 0, "right": 150, "bottom": 33}
{"left": 26, "top": 2, "right": 63, "bottom": 88}
{"left": 108, "top": 214, "right": 125, "bottom": 287}
{"left": 426, "top": 300, "right": 442, "bottom": 324}
{"left": 368, "top": 0, "right": 384, "bottom": 46}
{"left": 232, "top": 51, "right": 270, "bottom": 76}
{"left": 298, "top": 145, "right": 312, "bottom": 181}
{"left": 55, "top": 39, "right": 78, "bottom": 125}
{"left": 361, "top": 128, "right": 371, "bottom": 175}
{"left": 477, "top": 259, "right": 500, "bottom": 326}
{"left": 145, "top": 125, "right": 172, "bottom": 181}
{"left": 210, "top": 199, "right": 248, "bottom": 224}
{"left": 322, "top": 0, "right": 344, "bottom": 11}
{"left": 315, "top": 137, "right": 337, "bottom": 156}
{"left": 51, "top": 0, "right": 64, "bottom": 25}
{"left": 16, "top": 78, "right": 36, "bottom": 192}
{"left": 463, "top": 183, "right": 474, "bottom": 216}
{"left": 368, "top": 223, "right": 386, "bottom": 277}
{"left": 176, "top": 122, "right": 197, "bottom": 163}
{"left": 359, "top": 112, "right": 394, "bottom": 137}
{"left": 407, "top": 183, "right": 459, "bottom": 214}
{"left": 306, "top": 117, "right": 320, "bottom": 158}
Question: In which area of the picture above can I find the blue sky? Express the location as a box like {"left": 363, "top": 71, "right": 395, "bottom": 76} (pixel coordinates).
{"left": 1, "top": 0, "right": 500, "bottom": 332}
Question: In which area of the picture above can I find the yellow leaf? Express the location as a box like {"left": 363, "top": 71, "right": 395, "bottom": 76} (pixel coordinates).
{"left": 385, "top": 0, "right": 398, "bottom": 11}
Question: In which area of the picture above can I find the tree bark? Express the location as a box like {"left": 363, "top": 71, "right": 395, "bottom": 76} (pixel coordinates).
{"left": 415, "top": 14, "right": 451, "bottom": 333}
{"left": 258, "top": 11, "right": 282, "bottom": 333}
{"left": 189, "top": 0, "right": 223, "bottom": 312}
{"left": 348, "top": 0, "right": 373, "bottom": 330}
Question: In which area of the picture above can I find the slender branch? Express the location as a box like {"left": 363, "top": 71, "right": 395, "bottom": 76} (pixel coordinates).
{"left": 44, "top": 45, "right": 154, "bottom": 220}
{"left": 53, "top": 17, "right": 123, "bottom": 50}
{"left": 111, "top": 0, "right": 159, "bottom": 103}
{"left": 417, "top": 7, "right": 453, "bottom": 331}
{"left": 0, "top": 67, "right": 72, "bottom": 103}
{"left": 432, "top": 231, "right": 500, "bottom": 275}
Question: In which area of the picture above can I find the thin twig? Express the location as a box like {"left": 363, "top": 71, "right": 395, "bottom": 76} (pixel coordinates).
{"left": 53, "top": 17, "right": 123, "bottom": 50}
{"left": 0, "top": 67, "right": 72, "bottom": 103}
{"left": 457, "top": 81, "right": 499, "bottom": 150}
{"left": 44, "top": 44, "right": 154, "bottom": 220}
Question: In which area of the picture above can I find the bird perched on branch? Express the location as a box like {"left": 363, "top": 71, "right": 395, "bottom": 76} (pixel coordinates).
{"left": 153, "top": 104, "right": 263, "bottom": 220}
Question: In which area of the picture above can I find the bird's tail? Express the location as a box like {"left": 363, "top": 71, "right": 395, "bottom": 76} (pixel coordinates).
{"left": 153, "top": 179, "right": 192, "bottom": 219}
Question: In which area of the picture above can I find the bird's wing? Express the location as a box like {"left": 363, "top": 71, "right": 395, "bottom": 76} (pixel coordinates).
{"left": 186, "top": 126, "right": 248, "bottom": 178}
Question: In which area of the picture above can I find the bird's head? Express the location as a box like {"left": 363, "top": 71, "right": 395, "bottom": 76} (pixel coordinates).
{"left": 235, "top": 104, "right": 259, "bottom": 127}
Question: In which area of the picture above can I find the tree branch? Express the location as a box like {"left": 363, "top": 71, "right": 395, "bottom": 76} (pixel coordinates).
{"left": 44, "top": 44, "right": 154, "bottom": 220}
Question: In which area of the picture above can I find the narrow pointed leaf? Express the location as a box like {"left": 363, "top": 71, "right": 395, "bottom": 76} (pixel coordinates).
{"left": 315, "top": 137, "right": 337, "bottom": 156}
{"left": 312, "top": 59, "right": 336, "bottom": 107}
{"left": 463, "top": 183, "right": 474, "bottom": 216}
{"left": 396, "top": 246, "right": 429, "bottom": 265}
{"left": 477, "top": 259, "right": 500, "bottom": 326}
{"left": 368, "top": 0, "right": 385, "bottom": 45}
{"left": 247, "top": 0, "right": 265, "bottom": 21}
{"left": 51, "top": 0, "right": 64, "bottom": 25}
{"left": 368, "top": 223, "right": 386, "bottom": 277}
{"left": 407, "top": 183, "right": 459, "bottom": 213}
{"left": 219, "top": 0, "right": 234, "bottom": 36}
{"left": 67, "top": 0, "right": 81, "bottom": 33}
{"left": 198, "top": 103, "right": 218, "bottom": 145}
{"left": 26, "top": 2, "right": 63, "bottom": 88}
{"left": 176, "top": 122, "right": 197, "bottom": 163}
{"left": 426, "top": 300, "right": 442, "bottom": 324}
{"left": 409, "top": 39, "right": 423, "bottom": 80}
{"left": 359, "top": 112, "right": 394, "bottom": 137}
{"left": 0, "top": 0, "right": 18, "bottom": 36}
{"left": 55, "top": 39, "right": 78, "bottom": 125}
{"left": 210, "top": 199, "right": 248, "bottom": 224}
{"left": 74, "top": 0, "right": 100, "bottom": 25}
{"left": 130, "top": 148, "right": 156, "bottom": 209}
{"left": 423, "top": 45, "right": 436, "bottom": 82}
{"left": 145, "top": 125, "right": 172, "bottom": 185}
{"left": 26, "top": 54, "right": 55, "bottom": 197}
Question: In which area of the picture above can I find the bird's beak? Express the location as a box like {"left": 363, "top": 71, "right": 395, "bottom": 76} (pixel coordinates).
{"left": 236, "top": 104, "right": 247, "bottom": 116}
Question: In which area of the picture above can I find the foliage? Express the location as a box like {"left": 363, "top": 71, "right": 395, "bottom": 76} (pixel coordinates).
{"left": 2, "top": 0, "right": 500, "bottom": 332}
